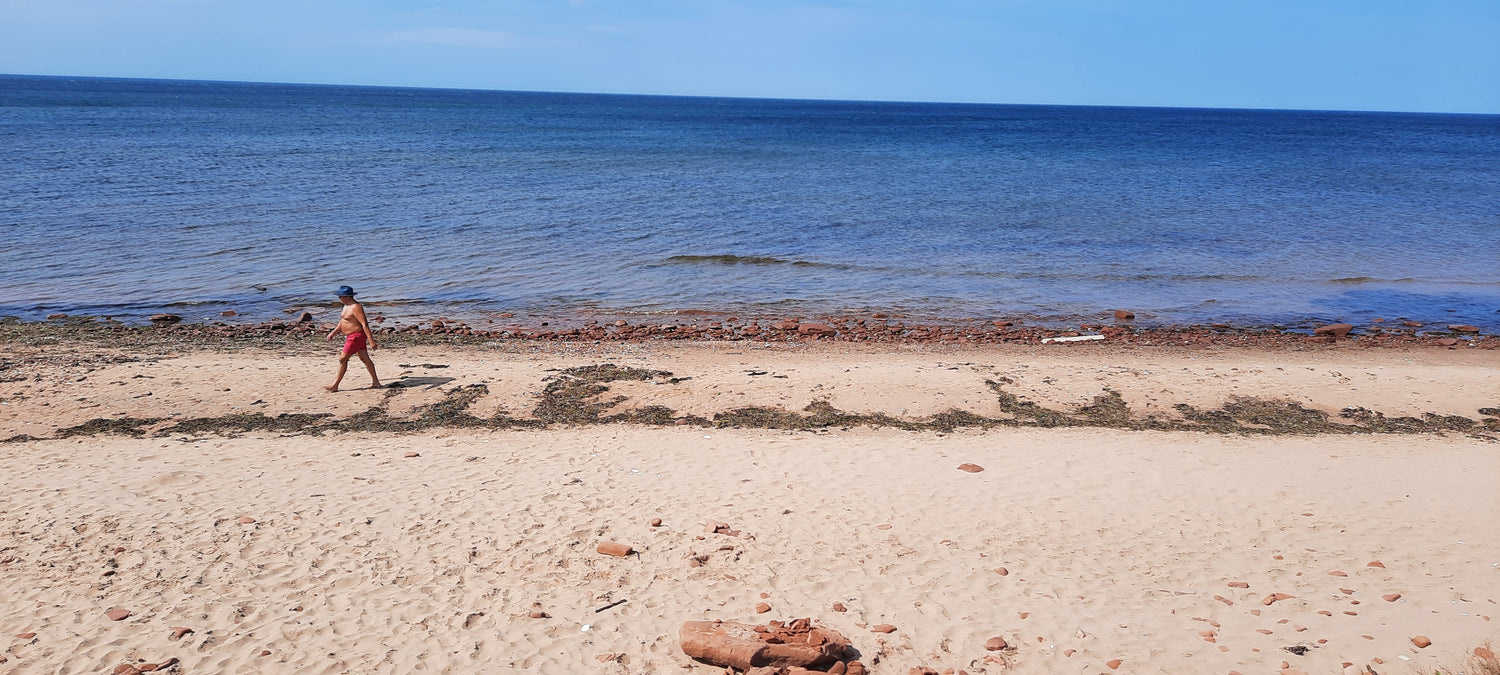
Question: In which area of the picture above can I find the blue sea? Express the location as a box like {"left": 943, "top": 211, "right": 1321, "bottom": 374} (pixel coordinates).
{"left": 3, "top": 74, "right": 1498, "bottom": 330}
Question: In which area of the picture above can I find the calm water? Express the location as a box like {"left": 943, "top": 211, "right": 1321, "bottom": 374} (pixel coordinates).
{"left": 3, "top": 74, "right": 1498, "bottom": 329}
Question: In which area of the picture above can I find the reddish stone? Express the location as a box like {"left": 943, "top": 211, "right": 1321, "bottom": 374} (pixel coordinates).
{"left": 1113, "top": 310, "right": 1134, "bottom": 321}
{"left": 832, "top": 602, "right": 846, "bottom": 612}
{"left": 1382, "top": 593, "right": 1401, "bottom": 602}
{"left": 984, "top": 636, "right": 1007, "bottom": 651}
{"left": 237, "top": 516, "right": 256, "bottom": 524}
{"left": 1262, "top": 593, "right": 1295, "bottom": 605}
{"left": 404, "top": 452, "right": 420, "bottom": 458}
{"left": 170, "top": 626, "right": 194, "bottom": 640}
{"left": 771, "top": 320, "right": 800, "bottom": 331}
{"left": 755, "top": 603, "right": 771, "bottom": 614}
{"left": 46, "top": 313, "right": 67, "bottom": 320}
{"left": 1474, "top": 647, "right": 1496, "bottom": 660}
{"left": 148, "top": 314, "right": 181, "bottom": 323}
{"left": 994, "top": 567, "right": 1008, "bottom": 576}
{"left": 1213, "top": 595, "right": 1234, "bottom": 605}
{"left": 1227, "top": 581, "right": 1249, "bottom": 588}
{"left": 650, "top": 518, "right": 663, "bottom": 527}
{"left": 678, "top": 620, "right": 849, "bottom": 670}
{"left": 870, "top": 624, "right": 897, "bottom": 633}
{"left": 1314, "top": 323, "right": 1354, "bottom": 337}
{"left": 1412, "top": 635, "right": 1431, "bottom": 648}
{"left": 221, "top": 310, "right": 237, "bottom": 316}
{"left": 1367, "top": 560, "right": 1385, "bottom": 568}
{"left": 797, "top": 323, "right": 836, "bottom": 337}
{"left": 1449, "top": 325, "right": 1479, "bottom": 333}
{"left": 15, "top": 632, "right": 35, "bottom": 639}
{"left": 138, "top": 664, "right": 159, "bottom": 672}
{"left": 1107, "top": 659, "right": 1123, "bottom": 669}
{"left": 845, "top": 661, "right": 868, "bottom": 675}
{"left": 957, "top": 463, "right": 985, "bottom": 473}
{"left": 529, "top": 611, "right": 550, "bottom": 618}
{"left": 1328, "top": 570, "right": 1347, "bottom": 576}
{"left": 597, "top": 542, "right": 634, "bottom": 557}
{"left": 106, "top": 608, "right": 131, "bottom": 621}
{"left": 113, "top": 665, "right": 141, "bottom": 675}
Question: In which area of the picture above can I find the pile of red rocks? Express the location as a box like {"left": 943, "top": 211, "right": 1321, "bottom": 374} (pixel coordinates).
{"left": 680, "top": 619, "right": 866, "bottom": 674}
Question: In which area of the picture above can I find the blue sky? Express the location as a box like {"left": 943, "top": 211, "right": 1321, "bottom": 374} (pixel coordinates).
{"left": 2, "top": 0, "right": 1496, "bottom": 113}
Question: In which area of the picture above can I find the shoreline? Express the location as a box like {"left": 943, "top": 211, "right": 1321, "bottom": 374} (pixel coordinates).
{"left": 4, "top": 327, "right": 1496, "bottom": 443}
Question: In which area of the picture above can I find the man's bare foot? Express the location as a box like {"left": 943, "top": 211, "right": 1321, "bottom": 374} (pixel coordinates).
{"left": 370, "top": 382, "right": 383, "bottom": 389}
{"left": 323, "top": 385, "right": 338, "bottom": 392}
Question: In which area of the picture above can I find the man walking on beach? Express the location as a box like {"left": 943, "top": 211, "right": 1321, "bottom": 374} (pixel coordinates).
{"left": 325, "top": 286, "right": 381, "bottom": 392}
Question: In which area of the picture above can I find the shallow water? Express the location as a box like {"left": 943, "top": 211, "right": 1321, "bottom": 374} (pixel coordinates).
{"left": 2, "top": 75, "right": 1497, "bottom": 328}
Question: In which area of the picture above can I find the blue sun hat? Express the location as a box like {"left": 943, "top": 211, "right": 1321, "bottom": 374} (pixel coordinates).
{"left": 336, "top": 285, "right": 356, "bottom": 298}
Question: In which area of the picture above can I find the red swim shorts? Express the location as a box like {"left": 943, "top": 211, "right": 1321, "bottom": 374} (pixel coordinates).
{"left": 341, "top": 331, "right": 367, "bottom": 355}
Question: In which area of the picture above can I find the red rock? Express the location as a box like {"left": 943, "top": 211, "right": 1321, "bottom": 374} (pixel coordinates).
{"left": 870, "top": 624, "right": 897, "bottom": 633}
{"left": 1213, "top": 595, "right": 1234, "bottom": 605}
{"left": 46, "top": 313, "right": 68, "bottom": 320}
{"left": 237, "top": 516, "right": 256, "bottom": 524}
{"left": 995, "top": 567, "right": 1009, "bottom": 576}
{"left": 760, "top": 592, "right": 770, "bottom": 599}
{"left": 170, "top": 626, "right": 194, "bottom": 639}
{"left": 1474, "top": 647, "right": 1496, "bottom": 660}
{"left": 1227, "top": 581, "right": 1250, "bottom": 588}
{"left": 1257, "top": 629, "right": 1273, "bottom": 635}
{"left": 1113, "top": 310, "right": 1134, "bottom": 321}
{"left": 1382, "top": 593, "right": 1401, "bottom": 602}
{"left": 1367, "top": 560, "right": 1385, "bottom": 568}
{"left": 846, "top": 661, "right": 868, "bottom": 675}
{"left": 1344, "top": 610, "right": 1357, "bottom": 616}
{"left": 105, "top": 608, "right": 131, "bottom": 621}
{"left": 1314, "top": 323, "right": 1353, "bottom": 336}
{"left": 138, "top": 664, "right": 159, "bottom": 672}
{"left": 404, "top": 452, "right": 420, "bottom": 458}
{"left": 1262, "top": 593, "right": 1295, "bottom": 605}
{"left": 528, "top": 611, "right": 550, "bottom": 618}
{"left": 113, "top": 665, "right": 141, "bottom": 675}
{"left": 1328, "top": 570, "right": 1347, "bottom": 576}
{"left": 984, "top": 636, "right": 1007, "bottom": 651}
{"left": 771, "top": 320, "right": 800, "bottom": 331}
{"left": 957, "top": 463, "right": 985, "bottom": 473}
{"left": 1018, "top": 612, "right": 1028, "bottom": 619}
{"left": 296, "top": 311, "right": 314, "bottom": 323}
{"left": 1402, "top": 320, "right": 1422, "bottom": 327}
{"left": 1339, "top": 587, "right": 1355, "bottom": 595}
{"left": 678, "top": 620, "right": 850, "bottom": 670}
{"left": 148, "top": 314, "right": 181, "bottom": 323}
{"left": 1437, "top": 338, "right": 1460, "bottom": 346}
{"left": 1449, "top": 325, "right": 1479, "bottom": 333}
{"left": 650, "top": 518, "right": 663, "bottom": 527}
{"left": 1107, "top": 659, "right": 1123, "bottom": 669}
{"left": 597, "top": 542, "right": 634, "bottom": 557}
{"left": 1412, "top": 635, "right": 1431, "bottom": 648}
{"left": 828, "top": 662, "right": 848, "bottom": 675}
{"left": 832, "top": 603, "right": 846, "bottom": 612}
{"left": 259, "top": 650, "right": 271, "bottom": 656}
{"left": 221, "top": 310, "right": 237, "bottom": 317}
{"left": 15, "top": 632, "right": 35, "bottom": 639}
{"left": 797, "top": 323, "right": 836, "bottom": 337}
{"left": 755, "top": 603, "right": 771, "bottom": 614}
{"left": 431, "top": 320, "right": 446, "bottom": 329}
{"left": 1362, "top": 634, "right": 1375, "bottom": 640}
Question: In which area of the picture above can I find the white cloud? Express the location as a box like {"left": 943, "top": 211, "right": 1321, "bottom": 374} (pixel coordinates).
{"left": 386, "top": 27, "right": 523, "bottom": 50}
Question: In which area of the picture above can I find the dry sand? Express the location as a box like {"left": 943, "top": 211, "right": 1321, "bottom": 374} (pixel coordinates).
{"left": 1, "top": 340, "right": 1497, "bottom": 674}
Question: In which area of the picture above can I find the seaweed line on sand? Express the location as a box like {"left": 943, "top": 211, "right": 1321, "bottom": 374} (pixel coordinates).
{"left": 34, "top": 365, "right": 1500, "bottom": 442}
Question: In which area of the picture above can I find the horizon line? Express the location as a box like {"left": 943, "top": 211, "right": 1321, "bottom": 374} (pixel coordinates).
{"left": 5, "top": 71, "right": 1498, "bottom": 118}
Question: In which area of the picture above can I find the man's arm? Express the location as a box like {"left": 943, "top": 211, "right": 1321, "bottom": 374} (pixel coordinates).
{"left": 354, "top": 305, "right": 377, "bottom": 349}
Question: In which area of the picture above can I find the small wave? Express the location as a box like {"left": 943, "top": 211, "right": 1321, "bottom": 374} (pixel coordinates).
{"left": 664, "top": 254, "right": 796, "bottom": 265}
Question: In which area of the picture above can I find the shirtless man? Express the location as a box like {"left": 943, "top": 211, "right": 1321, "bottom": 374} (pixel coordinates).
{"left": 324, "top": 285, "right": 381, "bottom": 392}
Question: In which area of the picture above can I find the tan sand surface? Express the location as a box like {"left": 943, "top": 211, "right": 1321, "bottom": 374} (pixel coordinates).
{"left": 2, "top": 341, "right": 1496, "bottom": 438}
{"left": 1, "top": 341, "right": 1497, "bottom": 674}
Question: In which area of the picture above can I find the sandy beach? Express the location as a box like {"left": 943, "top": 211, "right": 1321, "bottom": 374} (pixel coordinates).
{"left": 2, "top": 331, "right": 1497, "bottom": 674}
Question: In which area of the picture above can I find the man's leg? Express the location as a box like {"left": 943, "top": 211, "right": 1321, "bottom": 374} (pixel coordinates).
{"left": 325, "top": 354, "right": 351, "bottom": 392}
{"left": 356, "top": 350, "right": 381, "bottom": 388}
